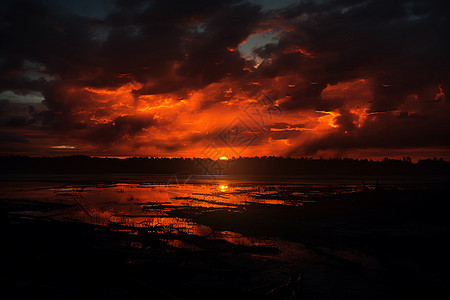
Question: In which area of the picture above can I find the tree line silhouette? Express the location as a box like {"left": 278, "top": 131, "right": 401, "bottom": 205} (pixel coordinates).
{"left": 1, "top": 155, "right": 449, "bottom": 176}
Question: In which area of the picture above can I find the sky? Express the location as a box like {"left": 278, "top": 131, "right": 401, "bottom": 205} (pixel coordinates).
{"left": 0, "top": 0, "right": 449, "bottom": 160}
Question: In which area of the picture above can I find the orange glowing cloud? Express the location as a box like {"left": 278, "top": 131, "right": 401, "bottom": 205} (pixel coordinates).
{"left": 2, "top": 0, "right": 450, "bottom": 160}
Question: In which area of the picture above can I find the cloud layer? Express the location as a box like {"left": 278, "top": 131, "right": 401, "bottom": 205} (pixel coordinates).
{"left": 1, "top": 0, "right": 449, "bottom": 159}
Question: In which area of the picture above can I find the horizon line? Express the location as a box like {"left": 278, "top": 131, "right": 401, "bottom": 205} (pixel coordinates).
{"left": 1, "top": 154, "right": 448, "bottom": 163}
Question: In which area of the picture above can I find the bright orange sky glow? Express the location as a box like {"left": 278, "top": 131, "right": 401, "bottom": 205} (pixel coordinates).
{"left": 1, "top": 0, "right": 449, "bottom": 160}
{"left": 10, "top": 75, "right": 445, "bottom": 161}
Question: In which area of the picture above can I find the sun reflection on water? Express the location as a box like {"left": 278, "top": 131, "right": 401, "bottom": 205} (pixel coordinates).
{"left": 0, "top": 178, "right": 373, "bottom": 264}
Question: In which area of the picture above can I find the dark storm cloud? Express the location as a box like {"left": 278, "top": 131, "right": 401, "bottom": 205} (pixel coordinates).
{"left": 0, "top": 0, "right": 261, "bottom": 91}
{"left": 245, "top": 0, "right": 450, "bottom": 154}
{"left": 0, "top": 0, "right": 263, "bottom": 150}
{"left": 333, "top": 108, "right": 357, "bottom": 133}
{"left": 85, "top": 114, "right": 157, "bottom": 145}
{"left": 289, "top": 102, "right": 450, "bottom": 155}
{"left": 254, "top": 0, "right": 450, "bottom": 112}
{"left": 0, "top": 0, "right": 100, "bottom": 84}
{"left": 86, "top": 0, "right": 261, "bottom": 93}
{"left": 0, "top": 0, "right": 449, "bottom": 155}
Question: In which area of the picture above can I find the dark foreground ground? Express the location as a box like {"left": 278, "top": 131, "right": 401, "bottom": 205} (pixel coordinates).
{"left": 1, "top": 181, "right": 449, "bottom": 299}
